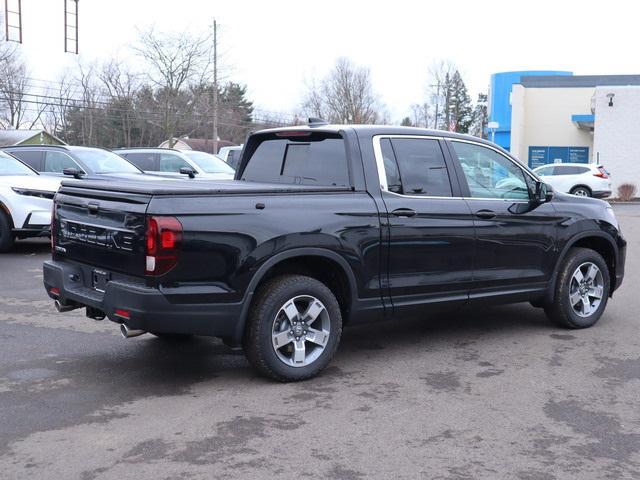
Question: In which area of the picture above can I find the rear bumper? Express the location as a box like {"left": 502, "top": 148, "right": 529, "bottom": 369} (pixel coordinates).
{"left": 593, "top": 190, "right": 612, "bottom": 199}
{"left": 43, "top": 260, "right": 244, "bottom": 338}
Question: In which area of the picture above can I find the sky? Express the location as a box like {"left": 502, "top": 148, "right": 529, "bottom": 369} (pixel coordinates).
{"left": 9, "top": 0, "right": 640, "bottom": 122}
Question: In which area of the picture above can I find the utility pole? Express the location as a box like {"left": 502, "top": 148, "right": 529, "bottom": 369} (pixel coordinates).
{"left": 212, "top": 19, "right": 218, "bottom": 155}
{"left": 430, "top": 81, "right": 441, "bottom": 129}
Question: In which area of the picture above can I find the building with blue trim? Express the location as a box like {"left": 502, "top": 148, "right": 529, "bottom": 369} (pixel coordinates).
{"left": 488, "top": 72, "right": 640, "bottom": 193}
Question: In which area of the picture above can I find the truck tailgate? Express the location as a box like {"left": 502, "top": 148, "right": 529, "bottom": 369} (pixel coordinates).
{"left": 53, "top": 185, "right": 150, "bottom": 277}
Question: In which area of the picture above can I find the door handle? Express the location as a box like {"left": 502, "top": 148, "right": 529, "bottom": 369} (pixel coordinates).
{"left": 392, "top": 208, "right": 417, "bottom": 218}
{"left": 475, "top": 209, "right": 496, "bottom": 220}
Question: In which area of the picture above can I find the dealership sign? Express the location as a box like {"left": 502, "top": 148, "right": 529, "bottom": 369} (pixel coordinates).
{"left": 528, "top": 146, "right": 589, "bottom": 168}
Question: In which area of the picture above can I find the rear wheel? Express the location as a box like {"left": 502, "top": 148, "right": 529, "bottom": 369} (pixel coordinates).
{"left": 243, "top": 275, "right": 342, "bottom": 382}
{"left": 545, "top": 248, "right": 610, "bottom": 328}
{"left": 0, "top": 211, "right": 15, "bottom": 252}
{"left": 570, "top": 186, "right": 591, "bottom": 197}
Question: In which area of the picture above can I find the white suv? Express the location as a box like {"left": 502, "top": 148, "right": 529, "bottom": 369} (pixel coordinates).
{"left": 533, "top": 163, "right": 611, "bottom": 198}
{"left": 0, "top": 151, "right": 61, "bottom": 252}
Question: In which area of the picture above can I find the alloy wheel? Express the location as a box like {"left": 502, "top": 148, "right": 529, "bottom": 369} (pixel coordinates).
{"left": 271, "top": 295, "right": 331, "bottom": 367}
{"left": 569, "top": 262, "right": 604, "bottom": 317}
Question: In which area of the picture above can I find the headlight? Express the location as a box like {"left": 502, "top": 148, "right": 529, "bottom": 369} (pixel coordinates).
{"left": 11, "top": 188, "right": 55, "bottom": 199}
{"left": 605, "top": 206, "right": 619, "bottom": 230}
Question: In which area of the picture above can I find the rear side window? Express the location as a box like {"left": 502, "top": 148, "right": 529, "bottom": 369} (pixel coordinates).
{"left": 8, "top": 150, "right": 44, "bottom": 170}
{"left": 123, "top": 152, "right": 157, "bottom": 171}
{"left": 240, "top": 133, "right": 349, "bottom": 187}
{"left": 383, "top": 138, "right": 452, "bottom": 197}
{"left": 553, "top": 165, "right": 587, "bottom": 175}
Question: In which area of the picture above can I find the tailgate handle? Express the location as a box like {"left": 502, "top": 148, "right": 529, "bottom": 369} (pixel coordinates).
{"left": 87, "top": 202, "right": 100, "bottom": 214}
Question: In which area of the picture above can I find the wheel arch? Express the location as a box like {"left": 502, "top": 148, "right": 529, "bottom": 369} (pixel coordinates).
{"left": 546, "top": 231, "right": 618, "bottom": 302}
{"left": 0, "top": 200, "right": 15, "bottom": 228}
{"left": 233, "top": 248, "right": 358, "bottom": 341}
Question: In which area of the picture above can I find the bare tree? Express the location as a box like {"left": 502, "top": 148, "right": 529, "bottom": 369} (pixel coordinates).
{"left": 98, "top": 60, "right": 140, "bottom": 146}
{"left": 133, "top": 28, "right": 213, "bottom": 145}
{"left": 0, "top": 50, "right": 47, "bottom": 129}
{"left": 302, "top": 58, "right": 384, "bottom": 124}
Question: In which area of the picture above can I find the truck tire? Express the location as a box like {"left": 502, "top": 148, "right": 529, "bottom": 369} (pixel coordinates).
{"left": 544, "top": 248, "right": 610, "bottom": 329}
{"left": 0, "top": 211, "right": 14, "bottom": 253}
{"left": 243, "top": 274, "right": 342, "bottom": 382}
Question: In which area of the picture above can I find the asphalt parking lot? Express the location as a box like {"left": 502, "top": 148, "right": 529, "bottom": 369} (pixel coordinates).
{"left": 0, "top": 205, "right": 638, "bottom": 480}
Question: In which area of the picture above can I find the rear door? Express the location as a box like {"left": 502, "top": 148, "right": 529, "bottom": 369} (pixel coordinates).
{"left": 374, "top": 135, "right": 475, "bottom": 315}
{"left": 447, "top": 140, "right": 559, "bottom": 297}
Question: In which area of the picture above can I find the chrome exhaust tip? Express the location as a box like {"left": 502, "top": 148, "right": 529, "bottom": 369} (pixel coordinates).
{"left": 54, "top": 299, "right": 81, "bottom": 313}
{"left": 120, "top": 323, "right": 146, "bottom": 339}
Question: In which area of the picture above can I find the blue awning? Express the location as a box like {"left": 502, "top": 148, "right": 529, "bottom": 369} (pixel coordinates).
{"left": 571, "top": 114, "right": 594, "bottom": 131}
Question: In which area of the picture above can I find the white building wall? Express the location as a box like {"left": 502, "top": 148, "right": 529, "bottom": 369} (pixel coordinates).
{"left": 510, "top": 87, "right": 594, "bottom": 164}
{"left": 593, "top": 86, "right": 640, "bottom": 193}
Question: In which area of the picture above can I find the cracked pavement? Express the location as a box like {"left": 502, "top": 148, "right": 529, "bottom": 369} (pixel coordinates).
{"left": 0, "top": 205, "right": 638, "bottom": 479}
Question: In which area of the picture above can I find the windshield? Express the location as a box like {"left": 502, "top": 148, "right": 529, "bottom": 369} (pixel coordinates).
{"left": 71, "top": 149, "right": 141, "bottom": 174}
{"left": 183, "top": 151, "right": 235, "bottom": 174}
{"left": 0, "top": 152, "right": 36, "bottom": 176}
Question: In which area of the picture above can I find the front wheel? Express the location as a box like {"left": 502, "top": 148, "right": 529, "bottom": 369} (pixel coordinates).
{"left": 243, "top": 275, "right": 342, "bottom": 382}
{"left": 545, "top": 248, "right": 610, "bottom": 328}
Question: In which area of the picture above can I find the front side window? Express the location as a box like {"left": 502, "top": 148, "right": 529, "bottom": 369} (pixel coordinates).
{"left": 380, "top": 137, "right": 452, "bottom": 197}
{"left": 183, "top": 151, "right": 235, "bottom": 174}
{"left": 71, "top": 148, "right": 141, "bottom": 174}
{"left": 44, "top": 151, "right": 79, "bottom": 173}
{"left": 451, "top": 141, "right": 530, "bottom": 200}
{"left": 159, "top": 153, "right": 191, "bottom": 172}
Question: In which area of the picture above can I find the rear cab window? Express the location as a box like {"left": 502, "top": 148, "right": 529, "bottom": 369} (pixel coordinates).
{"left": 239, "top": 131, "right": 350, "bottom": 187}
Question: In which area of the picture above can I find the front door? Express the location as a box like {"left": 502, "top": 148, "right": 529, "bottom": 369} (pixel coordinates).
{"left": 447, "top": 140, "right": 560, "bottom": 298}
{"left": 374, "top": 136, "right": 475, "bottom": 316}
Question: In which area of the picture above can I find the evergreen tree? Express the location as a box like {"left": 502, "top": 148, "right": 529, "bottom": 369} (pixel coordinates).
{"left": 400, "top": 116, "right": 413, "bottom": 127}
{"left": 470, "top": 93, "right": 488, "bottom": 139}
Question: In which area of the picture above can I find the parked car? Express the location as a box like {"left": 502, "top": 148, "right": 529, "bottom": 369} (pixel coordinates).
{"left": 0, "top": 150, "right": 61, "bottom": 252}
{"left": 44, "top": 125, "right": 625, "bottom": 381}
{"left": 2, "top": 145, "right": 155, "bottom": 181}
{"left": 217, "top": 145, "right": 243, "bottom": 169}
{"left": 115, "top": 148, "right": 235, "bottom": 180}
{"left": 533, "top": 163, "right": 611, "bottom": 198}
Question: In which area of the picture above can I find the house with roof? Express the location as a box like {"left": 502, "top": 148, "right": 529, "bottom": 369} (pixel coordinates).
{"left": 0, "top": 129, "right": 66, "bottom": 147}
{"left": 158, "top": 137, "right": 236, "bottom": 155}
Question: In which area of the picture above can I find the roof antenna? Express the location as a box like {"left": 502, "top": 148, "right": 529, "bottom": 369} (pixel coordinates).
{"left": 308, "top": 117, "right": 329, "bottom": 127}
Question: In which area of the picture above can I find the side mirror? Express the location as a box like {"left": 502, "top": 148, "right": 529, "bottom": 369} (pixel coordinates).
{"left": 62, "top": 167, "right": 85, "bottom": 179}
{"left": 179, "top": 167, "right": 197, "bottom": 179}
{"left": 534, "top": 181, "right": 554, "bottom": 203}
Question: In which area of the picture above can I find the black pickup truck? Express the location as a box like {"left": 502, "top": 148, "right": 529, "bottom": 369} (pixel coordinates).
{"left": 44, "top": 124, "right": 626, "bottom": 381}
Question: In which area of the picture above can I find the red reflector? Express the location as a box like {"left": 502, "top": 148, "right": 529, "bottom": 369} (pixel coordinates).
{"left": 114, "top": 309, "right": 130, "bottom": 319}
{"left": 275, "top": 131, "right": 311, "bottom": 137}
{"left": 161, "top": 229, "right": 177, "bottom": 249}
{"left": 49, "top": 287, "right": 60, "bottom": 296}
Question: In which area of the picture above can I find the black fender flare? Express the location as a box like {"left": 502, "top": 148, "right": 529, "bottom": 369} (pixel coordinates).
{"left": 545, "top": 230, "right": 618, "bottom": 302}
{"left": 232, "top": 247, "right": 358, "bottom": 341}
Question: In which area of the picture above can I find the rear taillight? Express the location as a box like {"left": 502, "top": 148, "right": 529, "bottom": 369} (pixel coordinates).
{"left": 50, "top": 204, "right": 56, "bottom": 252}
{"left": 594, "top": 166, "right": 609, "bottom": 179}
{"left": 145, "top": 216, "right": 182, "bottom": 276}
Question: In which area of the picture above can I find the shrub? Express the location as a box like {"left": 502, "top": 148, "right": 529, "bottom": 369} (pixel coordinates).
{"left": 617, "top": 183, "right": 638, "bottom": 202}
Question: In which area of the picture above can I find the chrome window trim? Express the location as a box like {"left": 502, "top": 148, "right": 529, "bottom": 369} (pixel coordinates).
{"left": 372, "top": 134, "right": 533, "bottom": 202}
